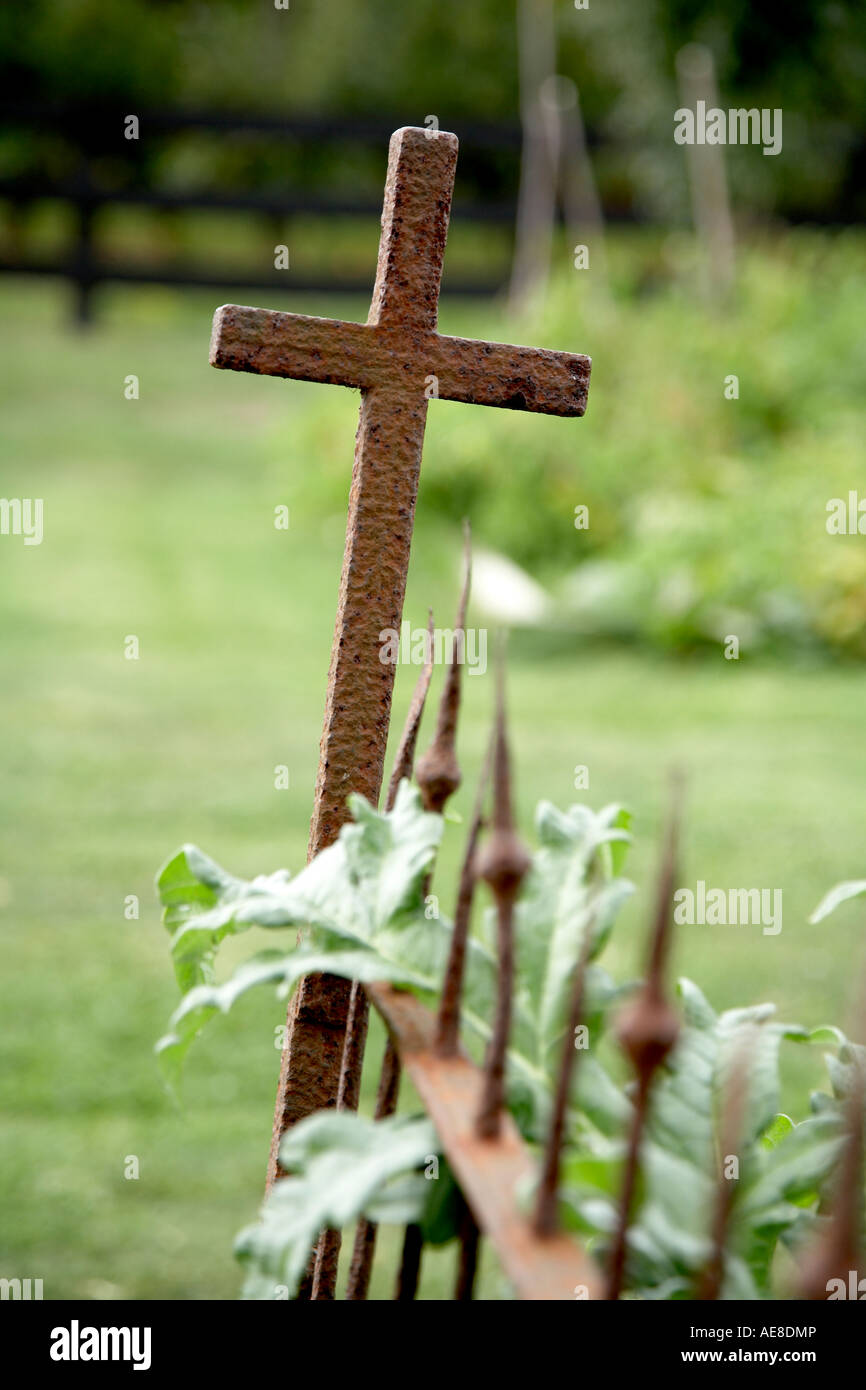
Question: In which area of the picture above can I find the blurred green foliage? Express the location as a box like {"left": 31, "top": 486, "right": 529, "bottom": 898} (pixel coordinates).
{"left": 12, "top": 199, "right": 866, "bottom": 663}
{"left": 1, "top": 0, "right": 865, "bottom": 219}
{"left": 284, "top": 229, "right": 866, "bottom": 658}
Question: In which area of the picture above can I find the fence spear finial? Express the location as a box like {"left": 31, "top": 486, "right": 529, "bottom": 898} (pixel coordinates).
{"left": 696, "top": 1033, "right": 751, "bottom": 1300}
{"left": 607, "top": 775, "right": 682, "bottom": 1299}
{"left": 533, "top": 900, "right": 595, "bottom": 1237}
{"left": 617, "top": 773, "right": 681, "bottom": 1074}
{"left": 436, "top": 736, "right": 493, "bottom": 1056}
{"left": 416, "top": 522, "right": 471, "bottom": 814}
{"left": 386, "top": 607, "right": 435, "bottom": 812}
{"left": 475, "top": 638, "right": 531, "bottom": 1139}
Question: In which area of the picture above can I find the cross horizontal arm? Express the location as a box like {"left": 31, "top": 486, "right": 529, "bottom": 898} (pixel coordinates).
{"left": 211, "top": 303, "right": 590, "bottom": 416}
{"left": 210, "top": 304, "right": 373, "bottom": 387}
{"left": 430, "top": 333, "right": 590, "bottom": 417}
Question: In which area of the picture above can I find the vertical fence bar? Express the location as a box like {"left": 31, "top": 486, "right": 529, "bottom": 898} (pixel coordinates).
{"left": 607, "top": 788, "right": 681, "bottom": 1300}
{"left": 453, "top": 1196, "right": 480, "bottom": 1300}
{"left": 73, "top": 158, "right": 96, "bottom": 328}
{"left": 344, "top": 1037, "right": 402, "bottom": 1300}
{"left": 394, "top": 1223, "right": 424, "bottom": 1300}
{"left": 475, "top": 653, "right": 530, "bottom": 1140}
{"left": 533, "top": 903, "right": 594, "bottom": 1236}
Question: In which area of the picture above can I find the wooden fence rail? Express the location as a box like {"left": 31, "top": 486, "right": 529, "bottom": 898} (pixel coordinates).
{"left": 0, "top": 102, "right": 627, "bottom": 323}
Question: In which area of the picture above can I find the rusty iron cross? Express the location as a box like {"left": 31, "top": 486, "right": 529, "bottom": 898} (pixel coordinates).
{"left": 209, "top": 126, "right": 591, "bottom": 1197}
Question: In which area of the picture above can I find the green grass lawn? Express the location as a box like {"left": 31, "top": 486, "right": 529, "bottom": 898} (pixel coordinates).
{"left": 1, "top": 275, "right": 865, "bottom": 1299}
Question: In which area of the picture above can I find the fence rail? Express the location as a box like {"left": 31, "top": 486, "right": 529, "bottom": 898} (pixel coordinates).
{"left": 0, "top": 103, "right": 641, "bottom": 323}
{"left": 369, "top": 980, "right": 602, "bottom": 1301}
{"left": 0, "top": 105, "right": 540, "bottom": 321}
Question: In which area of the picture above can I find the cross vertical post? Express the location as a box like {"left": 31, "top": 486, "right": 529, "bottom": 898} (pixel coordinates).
{"left": 267, "top": 131, "right": 458, "bottom": 1223}
{"left": 208, "top": 125, "right": 591, "bottom": 1300}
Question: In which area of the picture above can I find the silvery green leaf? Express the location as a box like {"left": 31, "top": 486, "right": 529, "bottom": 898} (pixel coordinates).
{"left": 810, "top": 880, "right": 866, "bottom": 923}
{"left": 235, "top": 1113, "right": 437, "bottom": 1299}
{"left": 156, "top": 947, "right": 423, "bottom": 1093}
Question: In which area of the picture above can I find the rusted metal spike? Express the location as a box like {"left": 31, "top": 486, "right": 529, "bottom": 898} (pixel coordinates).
{"left": 389, "top": 582, "right": 466, "bottom": 1295}
{"left": 309, "top": 977, "right": 371, "bottom": 1294}
{"left": 416, "top": 522, "right": 472, "bottom": 814}
{"left": 317, "top": 618, "right": 437, "bottom": 1297}
{"left": 336, "top": 985, "right": 373, "bottom": 1114}
{"left": 799, "top": 1057, "right": 865, "bottom": 1300}
{"left": 345, "top": 601, "right": 448, "bottom": 1299}
{"left": 309, "top": 1233, "right": 338, "bottom": 1301}
{"left": 533, "top": 903, "right": 595, "bottom": 1237}
{"left": 616, "top": 780, "right": 682, "bottom": 1080}
{"left": 436, "top": 737, "right": 493, "bottom": 1057}
{"left": 309, "top": 1005, "right": 367, "bottom": 1296}
{"left": 333, "top": 605, "right": 435, "bottom": 1121}
{"left": 344, "top": 1039, "right": 402, "bottom": 1301}
{"left": 696, "top": 1036, "right": 751, "bottom": 1300}
{"left": 385, "top": 607, "right": 436, "bottom": 813}
{"left": 454, "top": 1196, "right": 481, "bottom": 1300}
{"left": 605, "top": 1075, "right": 651, "bottom": 1302}
{"left": 475, "top": 648, "right": 532, "bottom": 1140}
{"left": 394, "top": 1222, "right": 424, "bottom": 1300}
{"left": 606, "top": 784, "right": 682, "bottom": 1300}
{"left": 646, "top": 771, "right": 682, "bottom": 994}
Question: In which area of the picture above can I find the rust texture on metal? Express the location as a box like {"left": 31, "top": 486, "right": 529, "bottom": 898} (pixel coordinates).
{"left": 475, "top": 660, "right": 532, "bottom": 1140}
{"left": 607, "top": 788, "right": 681, "bottom": 1301}
{"left": 209, "top": 125, "right": 591, "bottom": 1298}
{"left": 392, "top": 573, "right": 472, "bottom": 1293}
{"left": 533, "top": 898, "right": 595, "bottom": 1237}
{"left": 209, "top": 310, "right": 590, "bottom": 417}
{"left": 261, "top": 130, "right": 459, "bottom": 1230}
{"left": 335, "top": 982, "right": 369, "bottom": 1114}
{"left": 416, "top": 522, "right": 471, "bottom": 814}
{"left": 475, "top": 906, "right": 516, "bottom": 1142}
{"left": 306, "top": 973, "right": 372, "bottom": 1295}
{"left": 435, "top": 738, "right": 492, "bottom": 1057}
{"left": 368, "top": 980, "right": 603, "bottom": 1301}
{"left": 385, "top": 608, "right": 436, "bottom": 810}
{"left": 344, "top": 1037, "right": 403, "bottom": 1300}
{"left": 394, "top": 1223, "right": 424, "bottom": 1301}
{"left": 696, "top": 1037, "right": 750, "bottom": 1300}
{"left": 318, "top": 616, "right": 437, "bottom": 1297}
{"left": 454, "top": 1198, "right": 481, "bottom": 1300}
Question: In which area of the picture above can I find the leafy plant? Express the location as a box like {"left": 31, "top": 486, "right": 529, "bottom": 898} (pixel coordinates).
{"left": 157, "top": 777, "right": 857, "bottom": 1299}
{"left": 559, "top": 982, "right": 850, "bottom": 1298}
{"left": 235, "top": 1112, "right": 438, "bottom": 1299}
